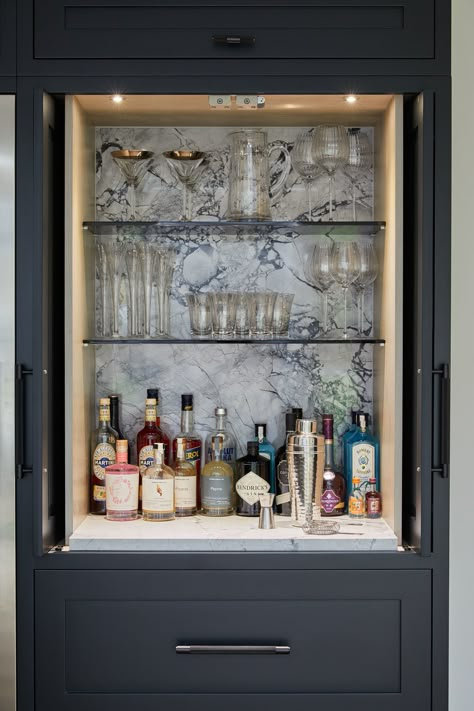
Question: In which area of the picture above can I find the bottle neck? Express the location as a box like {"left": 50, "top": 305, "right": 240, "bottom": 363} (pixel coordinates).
{"left": 154, "top": 448, "right": 164, "bottom": 468}
{"left": 215, "top": 414, "right": 226, "bottom": 432}
{"left": 181, "top": 408, "right": 194, "bottom": 433}
{"left": 324, "top": 439, "right": 335, "bottom": 470}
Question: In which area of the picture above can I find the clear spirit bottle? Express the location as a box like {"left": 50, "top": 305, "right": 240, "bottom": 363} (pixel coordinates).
{"left": 205, "top": 406, "right": 236, "bottom": 467}
{"left": 174, "top": 437, "right": 197, "bottom": 516}
{"left": 142, "top": 442, "right": 175, "bottom": 521}
{"left": 172, "top": 394, "right": 202, "bottom": 507}
{"left": 201, "top": 436, "right": 234, "bottom": 516}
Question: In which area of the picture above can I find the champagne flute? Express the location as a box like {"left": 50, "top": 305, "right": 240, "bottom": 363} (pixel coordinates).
{"left": 330, "top": 241, "right": 361, "bottom": 339}
{"left": 306, "top": 243, "right": 334, "bottom": 336}
{"left": 101, "top": 239, "right": 125, "bottom": 338}
{"left": 353, "top": 241, "right": 378, "bottom": 336}
{"left": 138, "top": 241, "right": 159, "bottom": 338}
{"left": 291, "top": 130, "right": 322, "bottom": 221}
{"left": 344, "top": 129, "right": 372, "bottom": 221}
{"left": 312, "top": 125, "right": 349, "bottom": 221}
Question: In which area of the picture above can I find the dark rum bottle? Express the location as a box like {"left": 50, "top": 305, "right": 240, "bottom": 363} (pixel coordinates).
{"left": 320, "top": 414, "right": 346, "bottom": 517}
{"left": 172, "top": 394, "right": 202, "bottom": 508}
{"left": 147, "top": 387, "right": 171, "bottom": 465}
{"left": 90, "top": 398, "right": 117, "bottom": 515}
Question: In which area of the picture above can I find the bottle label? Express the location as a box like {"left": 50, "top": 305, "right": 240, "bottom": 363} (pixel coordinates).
{"left": 351, "top": 443, "right": 375, "bottom": 491}
{"left": 145, "top": 403, "right": 156, "bottom": 422}
{"left": 93, "top": 484, "right": 106, "bottom": 501}
{"left": 276, "top": 460, "right": 291, "bottom": 505}
{"left": 106, "top": 473, "right": 138, "bottom": 512}
{"left": 139, "top": 445, "right": 155, "bottom": 476}
{"left": 99, "top": 403, "right": 110, "bottom": 422}
{"left": 207, "top": 445, "right": 235, "bottom": 463}
{"left": 320, "top": 488, "right": 341, "bottom": 514}
{"left": 259, "top": 451, "right": 271, "bottom": 460}
{"left": 236, "top": 472, "right": 270, "bottom": 506}
{"left": 93, "top": 443, "right": 115, "bottom": 480}
{"left": 367, "top": 497, "right": 382, "bottom": 516}
{"left": 201, "top": 473, "right": 232, "bottom": 509}
{"left": 142, "top": 478, "right": 174, "bottom": 514}
{"left": 349, "top": 495, "right": 365, "bottom": 516}
{"left": 185, "top": 445, "right": 201, "bottom": 466}
{"left": 175, "top": 475, "right": 197, "bottom": 508}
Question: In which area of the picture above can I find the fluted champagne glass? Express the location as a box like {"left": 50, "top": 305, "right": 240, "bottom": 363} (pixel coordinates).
{"left": 312, "top": 125, "right": 349, "bottom": 221}
{"left": 96, "top": 239, "right": 110, "bottom": 336}
{"left": 163, "top": 150, "right": 206, "bottom": 220}
{"left": 155, "top": 248, "right": 176, "bottom": 337}
{"left": 112, "top": 150, "right": 154, "bottom": 220}
{"left": 138, "top": 241, "right": 158, "bottom": 338}
{"left": 353, "top": 241, "right": 378, "bottom": 336}
{"left": 306, "top": 243, "right": 334, "bottom": 335}
{"left": 291, "top": 130, "right": 321, "bottom": 221}
{"left": 101, "top": 239, "right": 125, "bottom": 338}
{"left": 330, "top": 241, "right": 361, "bottom": 339}
{"left": 125, "top": 243, "right": 141, "bottom": 336}
{"left": 344, "top": 129, "right": 372, "bottom": 220}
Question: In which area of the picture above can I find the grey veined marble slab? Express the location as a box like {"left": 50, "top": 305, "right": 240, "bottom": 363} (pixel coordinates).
{"left": 69, "top": 514, "right": 397, "bottom": 552}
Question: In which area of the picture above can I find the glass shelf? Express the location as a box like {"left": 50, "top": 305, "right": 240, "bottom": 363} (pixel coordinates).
{"left": 83, "top": 337, "right": 385, "bottom": 345}
{"left": 83, "top": 220, "right": 385, "bottom": 238}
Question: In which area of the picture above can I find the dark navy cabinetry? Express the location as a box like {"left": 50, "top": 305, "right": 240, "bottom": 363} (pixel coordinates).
{"left": 13, "top": 2, "right": 451, "bottom": 711}
{"left": 0, "top": 0, "right": 16, "bottom": 75}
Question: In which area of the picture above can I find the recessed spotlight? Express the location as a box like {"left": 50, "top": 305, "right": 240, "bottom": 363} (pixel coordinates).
{"left": 344, "top": 95, "right": 358, "bottom": 104}
{"left": 110, "top": 94, "right": 125, "bottom": 104}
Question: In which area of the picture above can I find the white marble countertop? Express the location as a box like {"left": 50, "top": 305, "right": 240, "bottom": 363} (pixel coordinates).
{"left": 69, "top": 514, "right": 398, "bottom": 552}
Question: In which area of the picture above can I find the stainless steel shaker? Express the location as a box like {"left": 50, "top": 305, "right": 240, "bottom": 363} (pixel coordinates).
{"left": 287, "top": 419, "right": 325, "bottom": 528}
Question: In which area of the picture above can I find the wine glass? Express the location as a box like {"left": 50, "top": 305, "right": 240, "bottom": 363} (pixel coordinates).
{"left": 330, "top": 241, "right": 361, "bottom": 339}
{"left": 344, "top": 129, "right": 372, "bottom": 221}
{"left": 111, "top": 150, "right": 154, "bottom": 220}
{"left": 291, "top": 130, "right": 322, "bottom": 221}
{"left": 312, "top": 125, "right": 349, "bottom": 221}
{"left": 163, "top": 150, "right": 206, "bottom": 220}
{"left": 353, "top": 242, "right": 378, "bottom": 336}
{"left": 306, "top": 243, "right": 334, "bottom": 336}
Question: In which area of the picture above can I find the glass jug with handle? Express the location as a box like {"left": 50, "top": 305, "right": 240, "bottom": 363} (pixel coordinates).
{"left": 226, "top": 129, "right": 291, "bottom": 220}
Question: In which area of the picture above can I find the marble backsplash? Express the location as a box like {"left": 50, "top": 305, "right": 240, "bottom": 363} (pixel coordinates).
{"left": 93, "top": 126, "right": 377, "bottom": 457}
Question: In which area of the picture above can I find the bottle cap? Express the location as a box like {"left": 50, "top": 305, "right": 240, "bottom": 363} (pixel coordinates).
{"left": 292, "top": 407, "right": 303, "bottom": 420}
{"left": 355, "top": 411, "right": 370, "bottom": 426}
{"left": 215, "top": 406, "right": 227, "bottom": 416}
{"left": 116, "top": 440, "right": 128, "bottom": 464}
{"left": 109, "top": 394, "right": 119, "bottom": 403}
{"left": 285, "top": 411, "right": 298, "bottom": 433}
{"left": 368, "top": 478, "right": 377, "bottom": 483}
{"left": 247, "top": 441, "right": 260, "bottom": 456}
{"left": 147, "top": 388, "right": 159, "bottom": 400}
{"left": 295, "top": 419, "right": 318, "bottom": 434}
{"left": 176, "top": 437, "right": 186, "bottom": 459}
{"left": 182, "top": 393, "right": 193, "bottom": 410}
{"left": 153, "top": 442, "right": 165, "bottom": 452}
{"left": 322, "top": 414, "right": 334, "bottom": 440}
{"left": 359, "top": 414, "right": 367, "bottom": 431}
{"left": 255, "top": 423, "right": 267, "bottom": 440}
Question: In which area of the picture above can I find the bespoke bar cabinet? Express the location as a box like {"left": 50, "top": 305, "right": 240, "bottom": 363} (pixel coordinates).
{"left": 8, "top": 1, "right": 451, "bottom": 710}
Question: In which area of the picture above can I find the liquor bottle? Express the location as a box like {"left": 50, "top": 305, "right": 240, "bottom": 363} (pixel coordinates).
{"left": 105, "top": 440, "right": 139, "bottom": 522}
{"left": 201, "top": 436, "right": 234, "bottom": 516}
{"left": 109, "top": 394, "right": 125, "bottom": 439}
{"left": 342, "top": 411, "right": 368, "bottom": 480}
{"left": 205, "top": 406, "right": 236, "bottom": 467}
{"left": 348, "top": 477, "right": 365, "bottom": 518}
{"left": 147, "top": 387, "right": 171, "bottom": 465}
{"left": 346, "top": 413, "right": 380, "bottom": 516}
{"left": 174, "top": 437, "right": 197, "bottom": 516}
{"left": 142, "top": 442, "right": 175, "bottom": 522}
{"left": 292, "top": 407, "right": 303, "bottom": 421}
{"left": 235, "top": 441, "right": 271, "bottom": 517}
{"left": 136, "top": 398, "right": 162, "bottom": 508}
{"left": 90, "top": 397, "right": 117, "bottom": 515}
{"left": 172, "top": 394, "right": 202, "bottom": 507}
{"left": 320, "top": 414, "right": 346, "bottom": 517}
{"left": 253, "top": 424, "right": 276, "bottom": 495}
{"left": 275, "top": 411, "right": 298, "bottom": 516}
{"left": 365, "top": 478, "right": 382, "bottom": 519}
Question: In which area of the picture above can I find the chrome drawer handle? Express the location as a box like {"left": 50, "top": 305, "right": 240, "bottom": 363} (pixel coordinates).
{"left": 176, "top": 644, "right": 290, "bottom": 655}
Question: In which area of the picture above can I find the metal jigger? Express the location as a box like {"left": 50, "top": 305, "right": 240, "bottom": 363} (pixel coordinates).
{"left": 259, "top": 493, "right": 276, "bottom": 529}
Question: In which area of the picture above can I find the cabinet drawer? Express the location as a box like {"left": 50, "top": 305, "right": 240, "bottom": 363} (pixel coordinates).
{"left": 34, "top": 0, "right": 434, "bottom": 61}
{"left": 35, "top": 569, "right": 431, "bottom": 709}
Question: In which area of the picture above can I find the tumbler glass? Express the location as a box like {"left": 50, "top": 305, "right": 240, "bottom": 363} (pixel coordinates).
{"left": 187, "top": 293, "right": 212, "bottom": 336}
{"left": 234, "top": 293, "right": 251, "bottom": 337}
{"left": 249, "top": 292, "right": 277, "bottom": 336}
{"left": 209, "top": 292, "right": 237, "bottom": 336}
{"left": 272, "top": 293, "right": 295, "bottom": 336}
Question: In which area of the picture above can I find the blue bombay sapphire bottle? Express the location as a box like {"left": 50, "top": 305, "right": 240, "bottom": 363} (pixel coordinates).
{"left": 346, "top": 414, "right": 380, "bottom": 517}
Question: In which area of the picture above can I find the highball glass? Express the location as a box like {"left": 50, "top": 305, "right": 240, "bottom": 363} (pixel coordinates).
{"left": 249, "top": 292, "right": 277, "bottom": 336}
{"left": 187, "top": 293, "right": 212, "bottom": 336}
{"left": 272, "top": 293, "right": 295, "bottom": 336}
{"left": 210, "top": 293, "right": 237, "bottom": 337}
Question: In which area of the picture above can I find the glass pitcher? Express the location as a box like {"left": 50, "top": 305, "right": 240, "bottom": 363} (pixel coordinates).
{"left": 227, "top": 130, "right": 291, "bottom": 220}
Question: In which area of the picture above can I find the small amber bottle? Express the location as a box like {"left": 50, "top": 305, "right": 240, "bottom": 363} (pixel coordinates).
{"left": 365, "top": 478, "right": 382, "bottom": 519}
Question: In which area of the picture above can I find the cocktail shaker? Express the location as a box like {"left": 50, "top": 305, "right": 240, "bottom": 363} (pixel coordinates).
{"left": 287, "top": 419, "right": 325, "bottom": 529}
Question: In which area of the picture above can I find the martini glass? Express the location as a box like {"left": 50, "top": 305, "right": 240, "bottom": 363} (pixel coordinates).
{"left": 163, "top": 150, "right": 206, "bottom": 221}
{"left": 344, "top": 129, "right": 372, "bottom": 220}
{"left": 312, "top": 125, "right": 349, "bottom": 221}
{"left": 112, "top": 149, "right": 154, "bottom": 220}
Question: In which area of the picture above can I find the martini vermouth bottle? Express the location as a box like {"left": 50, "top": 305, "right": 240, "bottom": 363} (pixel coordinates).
{"left": 90, "top": 398, "right": 117, "bottom": 515}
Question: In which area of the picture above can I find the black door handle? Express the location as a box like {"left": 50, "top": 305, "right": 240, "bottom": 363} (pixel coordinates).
{"left": 15, "top": 363, "right": 33, "bottom": 480}
{"left": 212, "top": 35, "right": 255, "bottom": 46}
{"left": 432, "top": 363, "right": 449, "bottom": 479}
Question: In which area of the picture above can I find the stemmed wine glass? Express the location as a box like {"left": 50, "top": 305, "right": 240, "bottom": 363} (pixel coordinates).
{"left": 306, "top": 242, "right": 334, "bottom": 336}
{"left": 163, "top": 150, "right": 206, "bottom": 221}
{"left": 112, "top": 150, "right": 154, "bottom": 220}
{"left": 312, "top": 125, "right": 349, "bottom": 221}
{"left": 344, "top": 129, "right": 372, "bottom": 221}
{"left": 353, "top": 242, "right": 378, "bottom": 336}
{"left": 291, "top": 130, "right": 322, "bottom": 221}
{"left": 330, "top": 241, "right": 361, "bottom": 339}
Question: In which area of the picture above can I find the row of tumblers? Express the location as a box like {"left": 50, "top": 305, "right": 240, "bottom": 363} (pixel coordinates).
{"left": 187, "top": 292, "right": 295, "bottom": 337}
